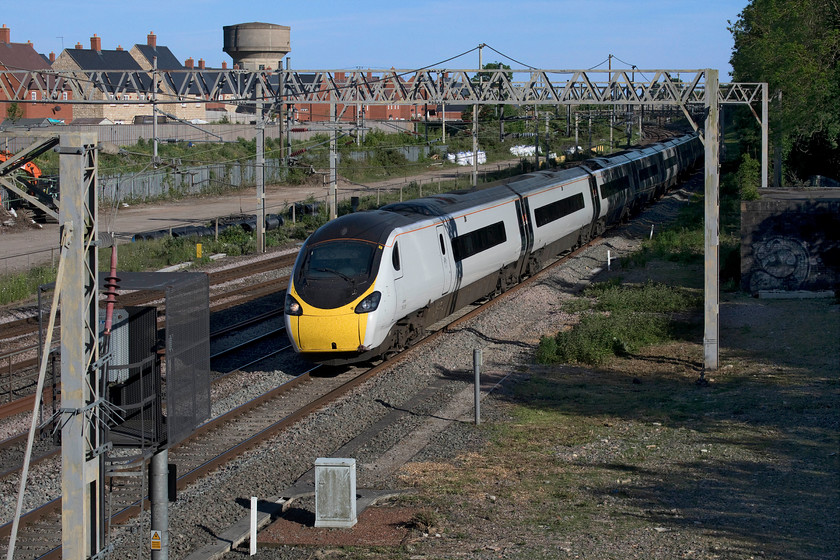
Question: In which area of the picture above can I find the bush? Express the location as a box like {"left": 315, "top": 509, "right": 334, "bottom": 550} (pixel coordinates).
{"left": 536, "top": 281, "right": 701, "bottom": 366}
{"left": 537, "top": 310, "right": 671, "bottom": 365}
{"left": 737, "top": 153, "right": 761, "bottom": 200}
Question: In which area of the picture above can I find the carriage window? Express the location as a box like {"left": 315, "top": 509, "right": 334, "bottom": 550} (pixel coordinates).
{"left": 638, "top": 165, "right": 659, "bottom": 181}
{"left": 439, "top": 234, "right": 446, "bottom": 255}
{"left": 535, "top": 193, "right": 585, "bottom": 227}
{"left": 452, "top": 221, "right": 507, "bottom": 262}
{"left": 392, "top": 242, "right": 401, "bottom": 271}
{"left": 600, "top": 175, "right": 630, "bottom": 198}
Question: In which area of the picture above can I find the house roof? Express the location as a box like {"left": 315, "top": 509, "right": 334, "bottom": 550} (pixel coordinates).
{"left": 0, "top": 41, "right": 51, "bottom": 70}
{"left": 133, "top": 44, "right": 183, "bottom": 70}
{"left": 71, "top": 117, "right": 114, "bottom": 125}
{"left": 62, "top": 48, "right": 151, "bottom": 93}
{"left": 0, "top": 117, "right": 58, "bottom": 129}
{"left": 63, "top": 48, "right": 143, "bottom": 71}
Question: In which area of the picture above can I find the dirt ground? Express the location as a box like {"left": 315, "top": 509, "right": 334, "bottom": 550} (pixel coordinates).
{"left": 226, "top": 257, "right": 838, "bottom": 560}
{"left": 389, "top": 279, "right": 840, "bottom": 560}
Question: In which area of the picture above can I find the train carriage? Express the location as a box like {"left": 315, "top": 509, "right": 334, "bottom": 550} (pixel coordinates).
{"left": 285, "top": 133, "right": 702, "bottom": 364}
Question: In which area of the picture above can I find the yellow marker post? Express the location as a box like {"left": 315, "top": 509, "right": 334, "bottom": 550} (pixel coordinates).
{"left": 196, "top": 243, "right": 203, "bottom": 259}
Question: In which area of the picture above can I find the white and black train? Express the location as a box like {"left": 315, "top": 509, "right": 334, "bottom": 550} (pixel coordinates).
{"left": 284, "top": 133, "right": 702, "bottom": 364}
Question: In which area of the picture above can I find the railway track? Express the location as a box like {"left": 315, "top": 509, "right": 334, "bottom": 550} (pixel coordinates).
{"left": 0, "top": 307, "right": 290, "bottom": 476}
{"left": 0, "top": 251, "right": 295, "bottom": 340}
{"left": 0, "top": 253, "right": 295, "bottom": 411}
{"left": 0, "top": 230, "right": 597, "bottom": 559}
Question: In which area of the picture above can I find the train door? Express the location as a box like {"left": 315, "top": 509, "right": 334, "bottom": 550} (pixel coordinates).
{"left": 435, "top": 224, "right": 454, "bottom": 295}
{"left": 587, "top": 173, "right": 602, "bottom": 231}
{"left": 391, "top": 240, "right": 407, "bottom": 316}
{"left": 514, "top": 197, "right": 534, "bottom": 279}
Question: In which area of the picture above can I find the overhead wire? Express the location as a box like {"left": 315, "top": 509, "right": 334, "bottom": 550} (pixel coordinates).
{"left": 482, "top": 45, "right": 538, "bottom": 70}
{"left": 8, "top": 45, "right": 658, "bottom": 177}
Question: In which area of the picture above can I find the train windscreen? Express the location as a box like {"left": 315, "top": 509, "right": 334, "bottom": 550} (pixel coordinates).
{"left": 295, "top": 240, "right": 381, "bottom": 308}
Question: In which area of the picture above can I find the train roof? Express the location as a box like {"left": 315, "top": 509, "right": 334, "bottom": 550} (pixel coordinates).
{"left": 307, "top": 210, "right": 416, "bottom": 246}
{"left": 382, "top": 166, "right": 591, "bottom": 218}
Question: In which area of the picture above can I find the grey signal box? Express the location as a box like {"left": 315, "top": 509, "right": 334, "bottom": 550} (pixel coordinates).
{"left": 314, "top": 458, "right": 357, "bottom": 528}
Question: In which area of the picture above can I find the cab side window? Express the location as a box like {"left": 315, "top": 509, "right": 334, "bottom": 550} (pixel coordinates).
{"left": 392, "top": 242, "right": 401, "bottom": 271}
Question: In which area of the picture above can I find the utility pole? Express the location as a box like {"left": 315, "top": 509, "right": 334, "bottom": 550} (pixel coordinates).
{"left": 361, "top": 104, "right": 366, "bottom": 143}
{"left": 256, "top": 78, "right": 265, "bottom": 253}
{"left": 278, "top": 59, "right": 286, "bottom": 176}
{"left": 472, "top": 44, "right": 484, "bottom": 187}
{"left": 774, "top": 90, "right": 782, "bottom": 188}
{"left": 566, "top": 105, "right": 571, "bottom": 137}
{"left": 761, "top": 82, "right": 768, "bottom": 189}
{"left": 59, "top": 132, "right": 105, "bottom": 560}
{"left": 442, "top": 101, "right": 446, "bottom": 143}
{"left": 285, "top": 57, "right": 292, "bottom": 170}
{"left": 534, "top": 106, "right": 540, "bottom": 169}
{"left": 703, "top": 68, "right": 720, "bottom": 372}
{"left": 609, "top": 54, "right": 614, "bottom": 149}
{"left": 329, "top": 95, "right": 337, "bottom": 220}
{"left": 152, "top": 57, "right": 159, "bottom": 167}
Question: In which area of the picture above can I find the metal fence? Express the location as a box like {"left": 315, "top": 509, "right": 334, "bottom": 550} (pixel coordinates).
{"left": 99, "top": 158, "right": 287, "bottom": 203}
{"left": 0, "top": 120, "right": 414, "bottom": 152}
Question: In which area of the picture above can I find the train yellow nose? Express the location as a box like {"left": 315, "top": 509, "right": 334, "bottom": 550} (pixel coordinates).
{"left": 296, "top": 313, "right": 364, "bottom": 352}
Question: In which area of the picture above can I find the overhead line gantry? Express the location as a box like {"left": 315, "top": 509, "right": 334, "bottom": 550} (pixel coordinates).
{"left": 0, "top": 65, "right": 766, "bottom": 560}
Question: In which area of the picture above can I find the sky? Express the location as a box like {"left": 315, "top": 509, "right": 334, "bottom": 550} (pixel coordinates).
{"left": 2, "top": 0, "right": 748, "bottom": 79}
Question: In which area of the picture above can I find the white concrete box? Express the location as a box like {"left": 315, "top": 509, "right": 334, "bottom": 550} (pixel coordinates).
{"left": 314, "top": 458, "right": 357, "bottom": 528}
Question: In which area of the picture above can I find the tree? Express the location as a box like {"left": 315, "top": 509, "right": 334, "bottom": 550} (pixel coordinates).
{"left": 729, "top": 0, "right": 840, "bottom": 181}
{"left": 5, "top": 102, "right": 23, "bottom": 123}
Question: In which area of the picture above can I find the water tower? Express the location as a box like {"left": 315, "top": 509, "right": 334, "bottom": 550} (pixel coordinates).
{"left": 222, "top": 22, "right": 290, "bottom": 71}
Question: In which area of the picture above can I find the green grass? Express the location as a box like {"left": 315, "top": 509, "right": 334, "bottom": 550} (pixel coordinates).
{"left": 0, "top": 264, "right": 58, "bottom": 306}
{"left": 584, "top": 279, "right": 702, "bottom": 313}
{"left": 537, "top": 281, "right": 702, "bottom": 366}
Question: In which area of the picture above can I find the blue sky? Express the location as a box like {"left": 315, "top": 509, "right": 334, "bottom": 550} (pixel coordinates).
{"left": 3, "top": 1, "right": 747, "bottom": 78}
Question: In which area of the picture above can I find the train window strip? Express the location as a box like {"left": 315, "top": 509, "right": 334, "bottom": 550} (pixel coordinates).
{"left": 600, "top": 175, "right": 630, "bottom": 199}
{"left": 452, "top": 221, "right": 507, "bottom": 262}
{"left": 534, "top": 193, "right": 586, "bottom": 227}
{"left": 638, "top": 164, "right": 659, "bottom": 182}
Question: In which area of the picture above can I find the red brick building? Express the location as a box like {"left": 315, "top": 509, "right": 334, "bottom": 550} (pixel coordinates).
{"left": 0, "top": 24, "right": 73, "bottom": 123}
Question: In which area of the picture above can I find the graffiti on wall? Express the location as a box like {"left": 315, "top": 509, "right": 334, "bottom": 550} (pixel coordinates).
{"left": 749, "top": 236, "right": 811, "bottom": 292}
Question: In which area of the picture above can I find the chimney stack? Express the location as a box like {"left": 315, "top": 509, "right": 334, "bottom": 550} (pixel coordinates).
{"left": 49, "top": 51, "right": 56, "bottom": 63}
{"left": 116, "top": 45, "right": 123, "bottom": 51}
{"left": 90, "top": 34, "right": 101, "bottom": 52}
{"left": 185, "top": 57, "right": 194, "bottom": 69}
{"left": 198, "top": 59, "right": 205, "bottom": 69}
{"left": 147, "top": 31, "right": 156, "bottom": 49}
{"left": 75, "top": 42, "right": 83, "bottom": 49}
{"left": 0, "top": 24, "right": 10, "bottom": 44}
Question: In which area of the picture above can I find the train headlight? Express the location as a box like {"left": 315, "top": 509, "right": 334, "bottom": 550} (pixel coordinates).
{"left": 355, "top": 291, "right": 381, "bottom": 314}
{"left": 284, "top": 294, "right": 303, "bottom": 316}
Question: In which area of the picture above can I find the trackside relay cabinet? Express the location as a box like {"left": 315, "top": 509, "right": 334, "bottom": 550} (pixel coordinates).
{"left": 314, "top": 458, "right": 357, "bottom": 528}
